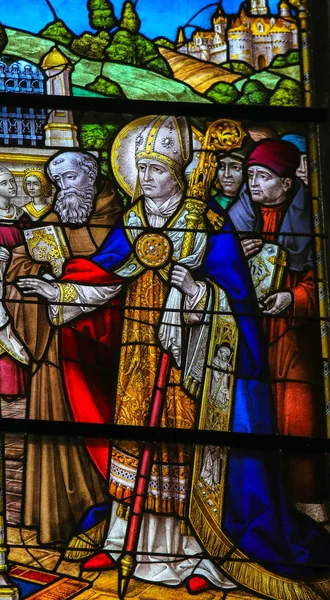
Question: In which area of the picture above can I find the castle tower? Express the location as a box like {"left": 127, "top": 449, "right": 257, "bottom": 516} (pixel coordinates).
{"left": 269, "top": 20, "right": 292, "bottom": 58}
{"left": 289, "top": 22, "right": 299, "bottom": 47}
{"left": 279, "top": 0, "right": 291, "bottom": 18}
{"left": 250, "top": 0, "right": 268, "bottom": 15}
{"left": 40, "top": 47, "right": 78, "bottom": 148}
{"left": 176, "top": 27, "right": 186, "bottom": 48}
{"left": 213, "top": 4, "right": 227, "bottom": 36}
{"left": 228, "top": 22, "right": 252, "bottom": 65}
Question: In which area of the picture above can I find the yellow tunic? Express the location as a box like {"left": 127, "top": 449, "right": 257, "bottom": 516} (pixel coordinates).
{"left": 110, "top": 269, "right": 196, "bottom": 517}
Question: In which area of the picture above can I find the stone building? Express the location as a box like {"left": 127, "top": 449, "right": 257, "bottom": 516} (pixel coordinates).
{"left": 178, "top": 0, "right": 298, "bottom": 70}
{"left": 40, "top": 47, "right": 78, "bottom": 148}
{"left": 0, "top": 46, "right": 78, "bottom": 148}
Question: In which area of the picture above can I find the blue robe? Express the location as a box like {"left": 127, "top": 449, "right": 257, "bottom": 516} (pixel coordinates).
{"left": 83, "top": 205, "right": 330, "bottom": 582}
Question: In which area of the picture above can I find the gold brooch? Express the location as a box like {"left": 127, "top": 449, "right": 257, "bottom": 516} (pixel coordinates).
{"left": 135, "top": 233, "right": 171, "bottom": 268}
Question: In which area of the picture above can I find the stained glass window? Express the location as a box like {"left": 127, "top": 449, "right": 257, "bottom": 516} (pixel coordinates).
{"left": 0, "top": 1, "right": 330, "bottom": 599}
{"left": 0, "top": 0, "right": 320, "bottom": 106}
{"left": 0, "top": 109, "right": 328, "bottom": 599}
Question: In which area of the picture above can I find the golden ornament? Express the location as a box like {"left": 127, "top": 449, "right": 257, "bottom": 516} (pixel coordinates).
{"left": 135, "top": 233, "right": 171, "bottom": 268}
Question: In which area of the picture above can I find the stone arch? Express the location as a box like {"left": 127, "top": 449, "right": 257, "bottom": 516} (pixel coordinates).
{"left": 258, "top": 54, "right": 267, "bottom": 68}
{"left": 4, "top": 78, "right": 14, "bottom": 90}
{"left": 0, "top": 56, "right": 45, "bottom": 94}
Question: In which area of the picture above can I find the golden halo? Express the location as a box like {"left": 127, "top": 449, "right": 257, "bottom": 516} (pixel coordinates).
{"left": 111, "top": 116, "right": 156, "bottom": 197}
{"left": 111, "top": 116, "right": 202, "bottom": 198}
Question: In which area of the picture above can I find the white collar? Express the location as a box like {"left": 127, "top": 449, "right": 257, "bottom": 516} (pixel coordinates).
{"left": 144, "top": 191, "right": 183, "bottom": 219}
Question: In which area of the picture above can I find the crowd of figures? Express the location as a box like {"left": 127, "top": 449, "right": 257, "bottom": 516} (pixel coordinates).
{"left": 0, "top": 165, "right": 53, "bottom": 399}
{"left": 1, "top": 116, "right": 330, "bottom": 599}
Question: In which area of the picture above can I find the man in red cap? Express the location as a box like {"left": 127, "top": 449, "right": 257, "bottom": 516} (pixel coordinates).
{"left": 229, "top": 139, "right": 328, "bottom": 522}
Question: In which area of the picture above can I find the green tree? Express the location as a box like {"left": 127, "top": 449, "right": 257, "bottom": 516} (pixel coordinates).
{"left": 154, "top": 37, "right": 175, "bottom": 50}
{"left": 71, "top": 31, "right": 110, "bottom": 60}
{"left": 271, "top": 50, "right": 300, "bottom": 68}
{"left": 88, "top": 0, "right": 117, "bottom": 32}
{"left": 86, "top": 75, "right": 125, "bottom": 97}
{"left": 135, "top": 35, "right": 157, "bottom": 62}
{"left": 270, "top": 55, "right": 286, "bottom": 67}
{"left": 206, "top": 82, "right": 239, "bottom": 104}
{"left": 79, "top": 122, "right": 120, "bottom": 176}
{"left": 120, "top": 1, "right": 141, "bottom": 33}
{"left": 270, "top": 78, "right": 301, "bottom": 106}
{"left": 221, "top": 61, "right": 254, "bottom": 77}
{"left": 79, "top": 123, "right": 119, "bottom": 149}
{"left": 106, "top": 29, "right": 138, "bottom": 64}
{"left": 135, "top": 34, "right": 172, "bottom": 76}
{"left": 236, "top": 80, "right": 270, "bottom": 104}
{"left": 0, "top": 23, "right": 8, "bottom": 54}
{"left": 40, "top": 20, "right": 74, "bottom": 45}
{"left": 106, "top": 30, "right": 171, "bottom": 75}
{"left": 106, "top": 29, "right": 171, "bottom": 76}
{"left": 287, "top": 50, "right": 300, "bottom": 66}
{"left": 144, "top": 56, "right": 171, "bottom": 76}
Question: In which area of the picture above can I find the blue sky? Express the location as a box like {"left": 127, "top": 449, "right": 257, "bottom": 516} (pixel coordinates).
{"left": 2, "top": 0, "right": 283, "bottom": 41}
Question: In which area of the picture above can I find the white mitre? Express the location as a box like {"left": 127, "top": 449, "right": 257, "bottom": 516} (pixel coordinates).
{"left": 135, "top": 116, "right": 191, "bottom": 183}
{"left": 111, "top": 115, "right": 192, "bottom": 201}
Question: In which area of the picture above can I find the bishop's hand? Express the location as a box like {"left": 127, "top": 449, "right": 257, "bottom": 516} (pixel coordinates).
{"left": 241, "top": 238, "right": 263, "bottom": 258}
{"left": 171, "top": 265, "right": 199, "bottom": 298}
{"left": 16, "top": 277, "right": 60, "bottom": 302}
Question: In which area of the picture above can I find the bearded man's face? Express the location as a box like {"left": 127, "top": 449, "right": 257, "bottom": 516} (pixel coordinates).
{"left": 49, "top": 157, "right": 97, "bottom": 225}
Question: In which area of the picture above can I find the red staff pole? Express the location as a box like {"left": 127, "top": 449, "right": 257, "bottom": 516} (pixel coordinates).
{"left": 118, "top": 352, "right": 171, "bottom": 599}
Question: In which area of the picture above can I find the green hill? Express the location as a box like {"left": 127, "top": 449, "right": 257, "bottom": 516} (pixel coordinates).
{"left": 72, "top": 85, "right": 108, "bottom": 98}
{"left": 4, "top": 27, "right": 210, "bottom": 103}
{"left": 234, "top": 66, "right": 300, "bottom": 94}
{"left": 234, "top": 70, "right": 281, "bottom": 93}
{"left": 268, "top": 65, "right": 300, "bottom": 82}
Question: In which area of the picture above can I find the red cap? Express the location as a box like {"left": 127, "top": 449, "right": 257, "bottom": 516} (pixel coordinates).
{"left": 247, "top": 139, "right": 301, "bottom": 179}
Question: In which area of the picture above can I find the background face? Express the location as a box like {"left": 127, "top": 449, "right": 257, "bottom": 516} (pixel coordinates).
{"left": 137, "top": 159, "right": 179, "bottom": 200}
{"left": 217, "top": 157, "right": 243, "bottom": 197}
{"left": 247, "top": 166, "right": 289, "bottom": 204}
{"left": 0, "top": 172, "right": 17, "bottom": 200}
{"left": 296, "top": 154, "right": 308, "bottom": 186}
{"left": 25, "top": 175, "right": 42, "bottom": 198}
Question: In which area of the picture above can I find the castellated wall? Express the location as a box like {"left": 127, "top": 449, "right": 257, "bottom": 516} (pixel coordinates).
{"left": 251, "top": 36, "right": 273, "bottom": 68}
{"left": 228, "top": 33, "right": 253, "bottom": 65}
{"left": 209, "top": 45, "right": 228, "bottom": 64}
{"left": 271, "top": 33, "right": 293, "bottom": 57}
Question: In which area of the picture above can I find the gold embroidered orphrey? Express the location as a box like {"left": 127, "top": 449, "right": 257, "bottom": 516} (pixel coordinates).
{"left": 135, "top": 232, "right": 171, "bottom": 268}
{"left": 24, "top": 225, "right": 69, "bottom": 276}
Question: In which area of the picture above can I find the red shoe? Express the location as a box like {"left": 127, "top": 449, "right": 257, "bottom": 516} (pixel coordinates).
{"left": 186, "top": 575, "right": 210, "bottom": 594}
{"left": 83, "top": 552, "right": 116, "bottom": 571}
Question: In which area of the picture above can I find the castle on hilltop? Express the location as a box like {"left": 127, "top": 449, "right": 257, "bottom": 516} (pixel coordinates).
{"left": 177, "top": 0, "right": 298, "bottom": 70}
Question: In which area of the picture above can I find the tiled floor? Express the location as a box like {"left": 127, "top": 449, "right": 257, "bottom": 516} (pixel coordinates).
{"left": 6, "top": 526, "right": 263, "bottom": 600}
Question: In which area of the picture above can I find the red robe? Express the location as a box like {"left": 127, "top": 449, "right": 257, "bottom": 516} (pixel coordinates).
{"left": 261, "top": 205, "right": 326, "bottom": 502}
{"left": 0, "top": 224, "right": 27, "bottom": 395}
{"left": 60, "top": 258, "right": 122, "bottom": 477}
